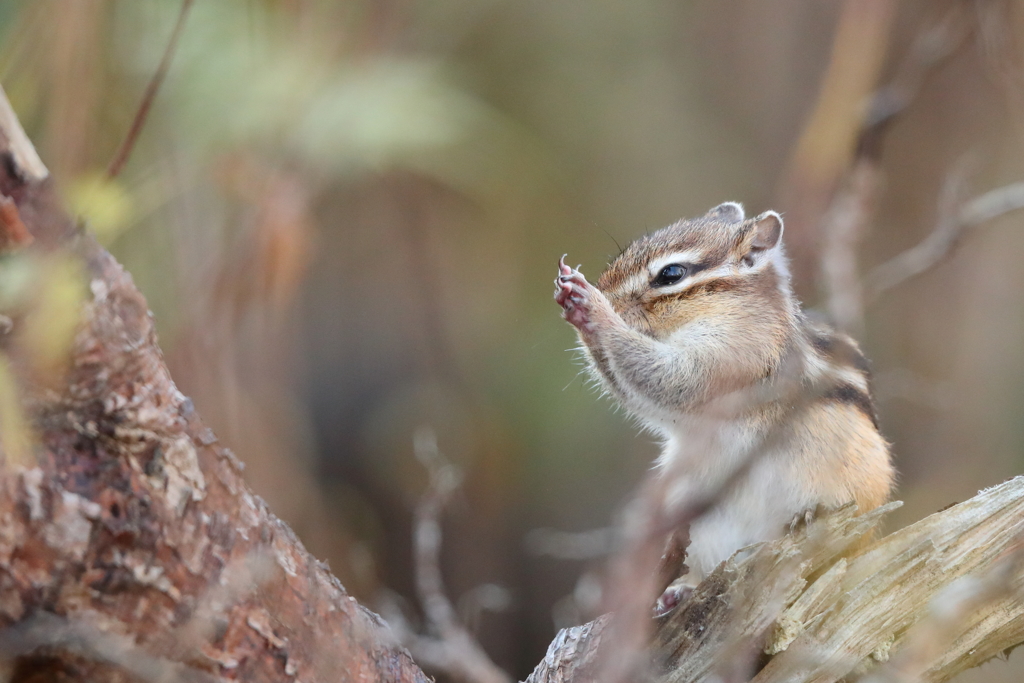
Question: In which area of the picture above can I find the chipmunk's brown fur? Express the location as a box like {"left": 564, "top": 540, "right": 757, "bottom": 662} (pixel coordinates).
{"left": 554, "top": 202, "right": 894, "bottom": 585}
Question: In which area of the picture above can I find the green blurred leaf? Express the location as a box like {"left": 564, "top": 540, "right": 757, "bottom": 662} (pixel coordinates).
{"left": 68, "top": 172, "right": 136, "bottom": 244}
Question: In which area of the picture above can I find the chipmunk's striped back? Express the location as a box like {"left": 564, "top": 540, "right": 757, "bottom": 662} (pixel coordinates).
{"left": 802, "top": 318, "right": 879, "bottom": 429}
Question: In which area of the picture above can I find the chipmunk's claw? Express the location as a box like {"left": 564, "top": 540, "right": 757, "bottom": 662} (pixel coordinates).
{"left": 788, "top": 506, "right": 820, "bottom": 533}
{"left": 555, "top": 255, "right": 580, "bottom": 306}
{"left": 554, "top": 275, "right": 574, "bottom": 306}
{"left": 558, "top": 254, "right": 573, "bottom": 277}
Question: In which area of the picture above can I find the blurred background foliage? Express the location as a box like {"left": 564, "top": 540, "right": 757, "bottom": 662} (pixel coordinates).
{"left": 3, "top": 0, "right": 1024, "bottom": 678}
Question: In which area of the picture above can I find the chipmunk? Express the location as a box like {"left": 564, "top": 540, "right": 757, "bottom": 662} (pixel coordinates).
{"left": 553, "top": 202, "right": 894, "bottom": 600}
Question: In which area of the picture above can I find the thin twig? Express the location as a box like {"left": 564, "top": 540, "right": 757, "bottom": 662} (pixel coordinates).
{"left": 106, "top": 0, "right": 195, "bottom": 179}
{"left": 867, "top": 180, "right": 1024, "bottom": 300}
{"left": 413, "top": 426, "right": 465, "bottom": 635}
{"left": 401, "top": 426, "right": 512, "bottom": 683}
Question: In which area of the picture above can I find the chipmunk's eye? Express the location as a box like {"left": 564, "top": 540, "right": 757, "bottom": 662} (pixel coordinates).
{"left": 652, "top": 263, "right": 687, "bottom": 287}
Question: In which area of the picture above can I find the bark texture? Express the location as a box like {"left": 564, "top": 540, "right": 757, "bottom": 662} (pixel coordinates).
{"left": 0, "top": 85, "right": 428, "bottom": 683}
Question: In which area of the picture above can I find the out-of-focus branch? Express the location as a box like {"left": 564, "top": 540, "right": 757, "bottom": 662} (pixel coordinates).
{"left": 819, "top": 161, "right": 880, "bottom": 334}
{"left": 867, "top": 180, "right": 1024, "bottom": 300}
{"left": 527, "top": 476, "right": 1024, "bottom": 683}
{"left": 385, "top": 427, "right": 512, "bottom": 683}
{"left": 855, "top": 5, "right": 972, "bottom": 156}
{"left": 106, "top": 0, "right": 194, "bottom": 179}
{"left": 0, "top": 83, "right": 428, "bottom": 682}
{"left": 816, "top": 5, "right": 973, "bottom": 332}
{"left": 776, "top": 0, "right": 898, "bottom": 290}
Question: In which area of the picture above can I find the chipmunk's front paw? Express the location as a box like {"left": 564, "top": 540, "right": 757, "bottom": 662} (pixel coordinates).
{"left": 554, "top": 255, "right": 601, "bottom": 332}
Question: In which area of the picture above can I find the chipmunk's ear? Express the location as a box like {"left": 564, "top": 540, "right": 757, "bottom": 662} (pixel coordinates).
{"left": 706, "top": 201, "right": 745, "bottom": 224}
{"left": 750, "top": 211, "right": 783, "bottom": 251}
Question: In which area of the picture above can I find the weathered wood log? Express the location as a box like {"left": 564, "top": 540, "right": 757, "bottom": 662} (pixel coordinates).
{"left": 0, "top": 83, "right": 428, "bottom": 683}
{"left": 526, "top": 477, "right": 1024, "bottom": 683}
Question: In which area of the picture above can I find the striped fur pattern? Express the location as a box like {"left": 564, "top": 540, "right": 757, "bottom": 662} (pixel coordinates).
{"left": 555, "top": 202, "right": 894, "bottom": 581}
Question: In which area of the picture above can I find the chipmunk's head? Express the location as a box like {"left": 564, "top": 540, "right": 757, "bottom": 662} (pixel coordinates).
{"left": 597, "top": 203, "right": 794, "bottom": 339}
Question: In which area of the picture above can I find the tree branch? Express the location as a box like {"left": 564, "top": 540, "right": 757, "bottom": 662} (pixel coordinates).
{"left": 816, "top": 4, "right": 974, "bottom": 332}
{"left": 867, "top": 180, "right": 1024, "bottom": 300}
{"left": 0, "top": 83, "right": 427, "bottom": 683}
